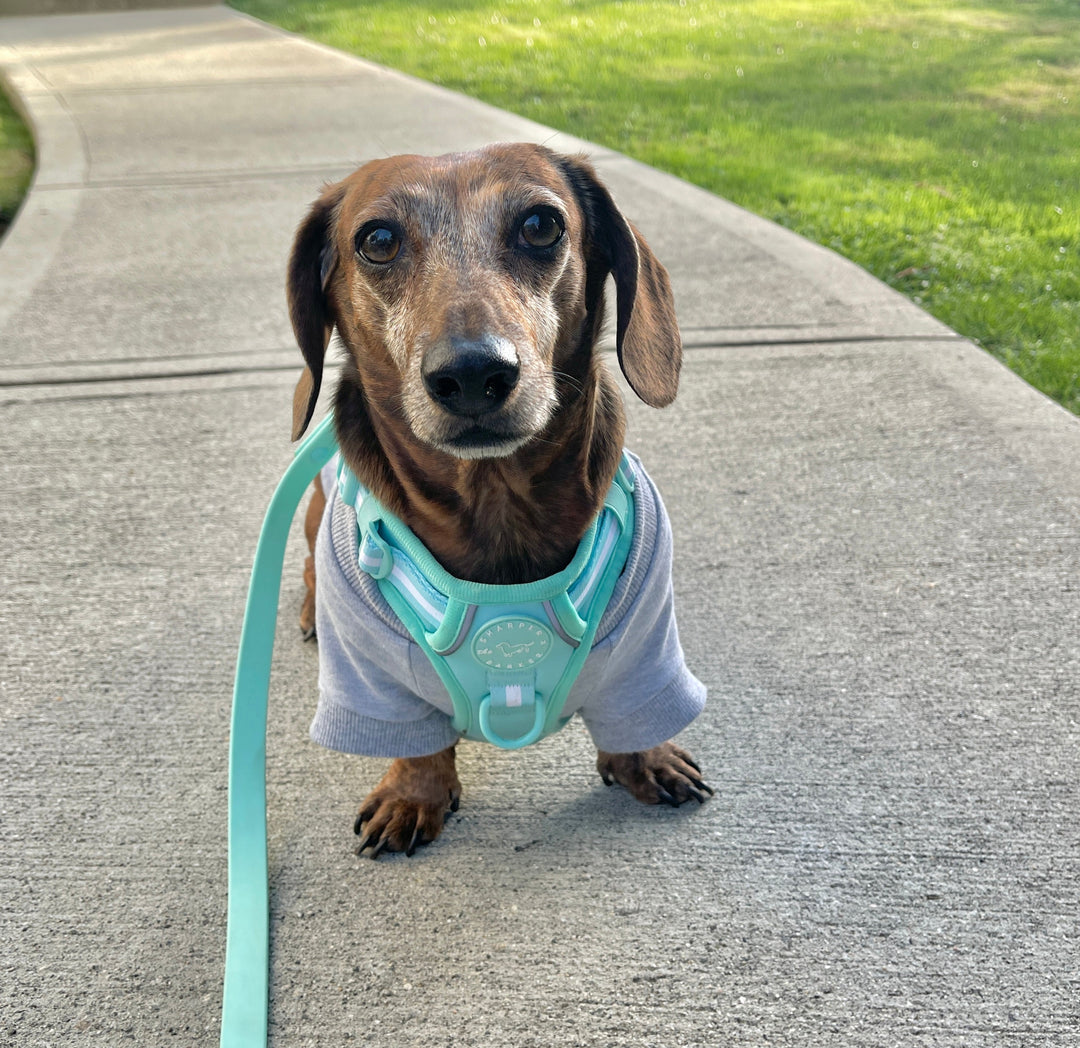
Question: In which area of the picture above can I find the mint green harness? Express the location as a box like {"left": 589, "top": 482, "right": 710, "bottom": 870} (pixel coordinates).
{"left": 338, "top": 454, "right": 637, "bottom": 749}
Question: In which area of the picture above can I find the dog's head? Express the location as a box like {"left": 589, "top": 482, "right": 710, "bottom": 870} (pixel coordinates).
{"left": 287, "top": 143, "right": 681, "bottom": 457}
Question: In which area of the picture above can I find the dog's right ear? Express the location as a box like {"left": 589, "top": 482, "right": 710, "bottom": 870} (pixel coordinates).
{"left": 288, "top": 183, "right": 344, "bottom": 440}
{"left": 554, "top": 152, "right": 681, "bottom": 408}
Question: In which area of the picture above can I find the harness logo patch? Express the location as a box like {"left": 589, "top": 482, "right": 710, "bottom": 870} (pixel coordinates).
{"left": 472, "top": 618, "right": 553, "bottom": 670}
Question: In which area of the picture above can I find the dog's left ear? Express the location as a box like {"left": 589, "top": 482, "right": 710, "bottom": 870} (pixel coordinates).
{"left": 287, "top": 182, "right": 344, "bottom": 440}
{"left": 557, "top": 154, "right": 682, "bottom": 408}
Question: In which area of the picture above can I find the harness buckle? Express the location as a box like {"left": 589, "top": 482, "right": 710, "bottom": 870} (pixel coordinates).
{"left": 357, "top": 525, "right": 395, "bottom": 581}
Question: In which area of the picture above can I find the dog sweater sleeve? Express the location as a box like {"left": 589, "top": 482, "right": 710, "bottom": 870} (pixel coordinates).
{"left": 570, "top": 460, "right": 708, "bottom": 753}
{"left": 308, "top": 471, "right": 461, "bottom": 758}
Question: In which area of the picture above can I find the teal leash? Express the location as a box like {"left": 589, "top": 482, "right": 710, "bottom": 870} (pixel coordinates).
{"left": 220, "top": 414, "right": 338, "bottom": 1048}
{"left": 220, "top": 413, "right": 630, "bottom": 1040}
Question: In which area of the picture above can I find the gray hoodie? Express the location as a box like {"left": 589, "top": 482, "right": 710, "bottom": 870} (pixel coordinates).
{"left": 310, "top": 453, "right": 706, "bottom": 757}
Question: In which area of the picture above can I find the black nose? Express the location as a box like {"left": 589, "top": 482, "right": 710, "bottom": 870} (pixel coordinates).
{"left": 422, "top": 335, "right": 520, "bottom": 417}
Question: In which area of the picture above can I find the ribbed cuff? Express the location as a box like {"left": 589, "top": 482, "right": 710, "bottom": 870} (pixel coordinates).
{"left": 579, "top": 668, "right": 707, "bottom": 753}
{"left": 309, "top": 698, "right": 460, "bottom": 758}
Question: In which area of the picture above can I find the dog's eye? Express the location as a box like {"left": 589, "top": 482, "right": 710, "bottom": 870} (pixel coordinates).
{"left": 357, "top": 225, "right": 401, "bottom": 264}
{"left": 518, "top": 209, "right": 564, "bottom": 250}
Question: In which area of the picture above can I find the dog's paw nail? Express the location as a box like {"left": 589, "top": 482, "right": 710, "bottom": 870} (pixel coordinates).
{"left": 355, "top": 832, "right": 373, "bottom": 854}
{"left": 368, "top": 838, "right": 388, "bottom": 860}
{"left": 449, "top": 792, "right": 461, "bottom": 813}
{"left": 300, "top": 625, "right": 317, "bottom": 642}
{"left": 405, "top": 827, "right": 423, "bottom": 857}
{"left": 656, "top": 787, "right": 678, "bottom": 807}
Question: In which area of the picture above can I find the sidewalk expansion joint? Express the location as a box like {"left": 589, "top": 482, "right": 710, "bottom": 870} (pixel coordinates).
{"left": 682, "top": 332, "right": 967, "bottom": 350}
{"left": 0, "top": 336, "right": 967, "bottom": 396}
{"left": 0, "top": 362, "right": 301, "bottom": 391}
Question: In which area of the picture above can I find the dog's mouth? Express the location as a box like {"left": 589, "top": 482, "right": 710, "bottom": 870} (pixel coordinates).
{"left": 437, "top": 423, "right": 532, "bottom": 460}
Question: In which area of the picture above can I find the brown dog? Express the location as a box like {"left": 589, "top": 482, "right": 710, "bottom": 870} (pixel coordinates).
{"left": 288, "top": 143, "right": 710, "bottom": 857}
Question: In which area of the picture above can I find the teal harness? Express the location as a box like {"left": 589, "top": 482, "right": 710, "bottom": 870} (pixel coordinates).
{"left": 337, "top": 454, "right": 636, "bottom": 750}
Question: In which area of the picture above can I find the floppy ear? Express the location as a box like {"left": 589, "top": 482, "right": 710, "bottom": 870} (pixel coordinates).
{"left": 557, "top": 154, "right": 682, "bottom": 407}
{"left": 287, "top": 183, "right": 344, "bottom": 440}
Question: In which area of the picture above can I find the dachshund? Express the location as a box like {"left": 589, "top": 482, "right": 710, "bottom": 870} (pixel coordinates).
{"left": 288, "top": 143, "right": 710, "bottom": 857}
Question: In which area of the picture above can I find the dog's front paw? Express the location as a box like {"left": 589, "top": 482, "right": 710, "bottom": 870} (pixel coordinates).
{"left": 354, "top": 748, "right": 461, "bottom": 858}
{"left": 597, "top": 743, "right": 714, "bottom": 807}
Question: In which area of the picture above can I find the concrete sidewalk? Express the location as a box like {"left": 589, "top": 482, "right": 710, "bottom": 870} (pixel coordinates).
{"left": 2, "top": 6, "right": 1078, "bottom": 1046}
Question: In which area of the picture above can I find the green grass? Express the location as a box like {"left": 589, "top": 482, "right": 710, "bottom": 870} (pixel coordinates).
{"left": 230, "top": 0, "right": 1080, "bottom": 415}
{"left": 0, "top": 86, "right": 34, "bottom": 238}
